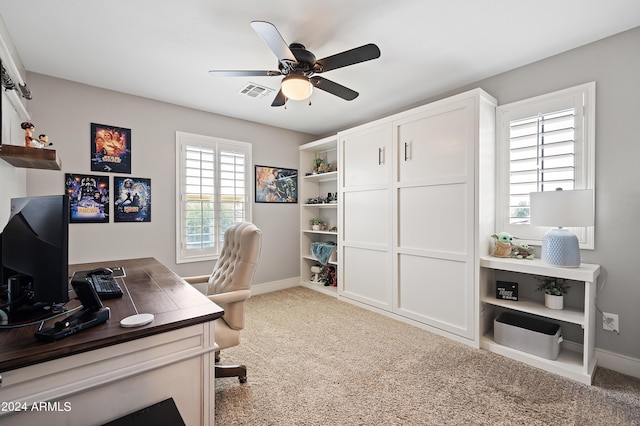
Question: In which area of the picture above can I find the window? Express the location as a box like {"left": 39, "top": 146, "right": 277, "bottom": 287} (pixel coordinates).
{"left": 176, "top": 132, "right": 252, "bottom": 263}
{"left": 496, "top": 82, "right": 595, "bottom": 248}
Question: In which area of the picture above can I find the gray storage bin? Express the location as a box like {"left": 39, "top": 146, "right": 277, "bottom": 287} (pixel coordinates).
{"left": 494, "top": 312, "right": 563, "bottom": 360}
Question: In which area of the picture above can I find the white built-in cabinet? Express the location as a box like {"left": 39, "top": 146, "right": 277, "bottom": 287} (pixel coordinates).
{"left": 338, "top": 89, "right": 497, "bottom": 344}
{"left": 299, "top": 136, "right": 339, "bottom": 297}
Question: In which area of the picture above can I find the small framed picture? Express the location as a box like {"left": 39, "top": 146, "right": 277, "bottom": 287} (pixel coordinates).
{"left": 90, "top": 123, "right": 131, "bottom": 174}
{"left": 496, "top": 281, "right": 519, "bottom": 301}
{"left": 113, "top": 177, "right": 151, "bottom": 222}
{"left": 255, "top": 165, "right": 298, "bottom": 203}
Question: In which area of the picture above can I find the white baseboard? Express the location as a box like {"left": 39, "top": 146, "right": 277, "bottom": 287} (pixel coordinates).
{"left": 596, "top": 348, "right": 640, "bottom": 379}
{"left": 251, "top": 276, "right": 300, "bottom": 295}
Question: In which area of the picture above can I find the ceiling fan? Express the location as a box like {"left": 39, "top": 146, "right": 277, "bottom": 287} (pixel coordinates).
{"left": 209, "top": 21, "right": 381, "bottom": 107}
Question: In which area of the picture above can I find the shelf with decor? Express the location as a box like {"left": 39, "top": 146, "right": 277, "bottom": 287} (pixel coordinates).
{"left": 0, "top": 144, "right": 61, "bottom": 170}
{"left": 479, "top": 255, "right": 600, "bottom": 385}
{"left": 299, "top": 136, "right": 339, "bottom": 296}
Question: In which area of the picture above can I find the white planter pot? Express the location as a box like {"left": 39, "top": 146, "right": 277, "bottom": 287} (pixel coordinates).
{"left": 312, "top": 224, "right": 320, "bottom": 231}
{"left": 545, "top": 294, "right": 564, "bottom": 310}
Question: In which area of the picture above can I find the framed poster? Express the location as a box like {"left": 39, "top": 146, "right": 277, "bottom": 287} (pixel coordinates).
{"left": 90, "top": 123, "right": 131, "bottom": 174}
{"left": 65, "top": 173, "right": 110, "bottom": 223}
{"left": 114, "top": 177, "right": 151, "bottom": 222}
{"left": 255, "top": 165, "right": 298, "bottom": 203}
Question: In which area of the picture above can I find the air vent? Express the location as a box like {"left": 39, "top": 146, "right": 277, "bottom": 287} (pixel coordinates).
{"left": 238, "top": 82, "right": 275, "bottom": 99}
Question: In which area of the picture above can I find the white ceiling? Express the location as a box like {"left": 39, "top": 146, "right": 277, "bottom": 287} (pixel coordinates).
{"left": 1, "top": 1, "right": 639, "bottom": 136}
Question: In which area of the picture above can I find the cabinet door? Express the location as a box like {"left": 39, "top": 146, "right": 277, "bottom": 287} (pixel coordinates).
{"left": 340, "top": 123, "right": 391, "bottom": 189}
{"left": 396, "top": 99, "right": 474, "bottom": 184}
{"left": 392, "top": 97, "right": 476, "bottom": 340}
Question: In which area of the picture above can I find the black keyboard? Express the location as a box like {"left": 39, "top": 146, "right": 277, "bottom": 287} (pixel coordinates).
{"left": 88, "top": 274, "right": 124, "bottom": 299}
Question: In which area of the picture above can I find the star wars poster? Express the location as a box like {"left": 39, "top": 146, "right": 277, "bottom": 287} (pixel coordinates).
{"left": 65, "top": 173, "right": 110, "bottom": 223}
{"left": 114, "top": 177, "right": 151, "bottom": 222}
{"left": 90, "top": 123, "right": 131, "bottom": 174}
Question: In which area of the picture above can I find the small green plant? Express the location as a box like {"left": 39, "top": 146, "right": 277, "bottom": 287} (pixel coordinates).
{"left": 536, "top": 276, "right": 570, "bottom": 296}
{"left": 310, "top": 217, "right": 324, "bottom": 226}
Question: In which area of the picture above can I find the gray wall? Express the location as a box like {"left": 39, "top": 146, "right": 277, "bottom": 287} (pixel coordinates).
{"left": 473, "top": 27, "right": 640, "bottom": 361}
{"left": 445, "top": 28, "right": 639, "bottom": 360}
{"left": 22, "top": 73, "right": 314, "bottom": 282}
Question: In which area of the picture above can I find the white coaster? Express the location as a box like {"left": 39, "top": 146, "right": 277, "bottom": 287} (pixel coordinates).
{"left": 120, "top": 313, "right": 154, "bottom": 328}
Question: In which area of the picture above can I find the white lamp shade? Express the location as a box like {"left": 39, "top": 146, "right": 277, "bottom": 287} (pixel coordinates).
{"left": 281, "top": 75, "right": 313, "bottom": 101}
{"left": 529, "top": 189, "right": 594, "bottom": 228}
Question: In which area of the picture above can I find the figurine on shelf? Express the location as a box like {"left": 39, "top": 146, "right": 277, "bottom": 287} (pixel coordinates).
{"left": 21, "top": 122, "right": 35, "bottom": 147}
{"left": 491, "top": 232, "right": 514, "bottom": 258}
{"left": 37, "top": 134, "right": 53, "bottom": 148}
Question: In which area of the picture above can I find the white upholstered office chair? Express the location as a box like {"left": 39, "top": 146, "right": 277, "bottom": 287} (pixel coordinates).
{"left": 184, "top": 222, "right": 262, "bottom": 383}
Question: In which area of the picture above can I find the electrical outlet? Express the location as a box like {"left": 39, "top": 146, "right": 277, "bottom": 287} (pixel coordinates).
{"left": 602, "top": 312, "right": 619, "bottom": 332}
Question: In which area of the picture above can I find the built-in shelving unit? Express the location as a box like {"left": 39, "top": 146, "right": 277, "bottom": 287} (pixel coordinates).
{"left": 299, "top": 136, "right": 338, "bottom": 297}
{"left": 0, "top": 144, "right": 61, "bottom": 170}
{"left": 479, "top": 256, "right": 601, "bottom": 385}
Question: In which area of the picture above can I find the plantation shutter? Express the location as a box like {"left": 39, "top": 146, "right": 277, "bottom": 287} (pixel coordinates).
{"left": 176, "top": 132, "right": 251, "bottom": 263}
{"left": 508, "top": 109, "right": 576, "bottom": 225}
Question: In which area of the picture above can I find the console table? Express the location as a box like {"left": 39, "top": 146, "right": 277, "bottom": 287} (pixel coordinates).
{"left": 0, "top": 257, "right": 223, "bottom": 425}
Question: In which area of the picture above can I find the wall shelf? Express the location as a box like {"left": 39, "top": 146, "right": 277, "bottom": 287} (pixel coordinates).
{"left": 0, "top": 144, "right": 61, "bottom": 170}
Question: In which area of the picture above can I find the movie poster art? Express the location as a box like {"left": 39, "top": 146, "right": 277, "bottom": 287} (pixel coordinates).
{"left": 114, "top": 177, "right": 151, "bottom": 222}
{"left": 65, "top": 173, "right": 110, "bottom": 223}
{"left": 255, "top": 165, "right": 298, "bottom": 203}
{"left": 90, "top": 123, "right": 131, "bottom": 174}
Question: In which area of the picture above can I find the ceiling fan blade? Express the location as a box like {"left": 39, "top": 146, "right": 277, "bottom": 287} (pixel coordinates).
{"left": 271, "top": 89, "right": 287, "bottom": 107}
{"left": 310, "top": 76, "right": 359, "bottom": 101}
{"left": 250, "top": 21, "right": 298, "bottom": 65}
{"left": 208, "top": 70, "right": 281, "bottom": 77}
{"left": 314, "top": 43, "right": 381, "bottom": 73}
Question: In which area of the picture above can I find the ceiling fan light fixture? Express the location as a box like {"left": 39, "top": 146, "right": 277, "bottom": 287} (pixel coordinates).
{"left": 281, "top": 74, "right": 312, "bottom": 101}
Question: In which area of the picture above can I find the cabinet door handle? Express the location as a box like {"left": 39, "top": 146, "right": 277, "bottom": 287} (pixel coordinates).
{"left": 378, "top": 147, "right": 383, "bottom": 165}
{"left": 404, "top": 142, "right": 409, "bottom": 161}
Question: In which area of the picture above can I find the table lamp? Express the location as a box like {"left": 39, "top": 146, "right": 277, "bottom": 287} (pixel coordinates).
{"left": 529, "top": 189, "right": 594, "bottom": 267}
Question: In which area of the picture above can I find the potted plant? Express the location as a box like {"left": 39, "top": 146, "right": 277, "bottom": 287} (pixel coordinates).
{"left": 310, "top": 217, "right": 324, "bottom": 231}
{"left": 536, "top": 276, "right": 570, "bottom": 310}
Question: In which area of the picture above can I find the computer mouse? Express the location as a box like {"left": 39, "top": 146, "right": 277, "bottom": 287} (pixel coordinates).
{"left": 86, "top": 267, "right": 113, "bottom": 276}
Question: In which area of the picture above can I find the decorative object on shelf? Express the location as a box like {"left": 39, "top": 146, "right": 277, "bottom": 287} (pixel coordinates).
{"left": 536, "top": 276, "right": 570, "bottom": 310}
{"left": 513, "top": 243, "right": 535, "bottom": 260}
{"left": 310, "top": 265, "right": 322, "bottom": 282}
{"left": 37, "top": 134, "right": 53, "bottom": 148}
{"left": 530, "top": 188, "right": 594, "bottom": 268}
{"left": 310, "top": 217, "right": 324, "bottom": 230}
{"left": 21, "top": 121, "right": 35, "bottom": 147}
{"left": 90, "top": 123, "right": 131, "bottom": 174}
{"left": 255, "top": 165, "right": 298, "bottom": 203}
{"left": 64, "top": 173, "right": 110, "bottom": 223}
{"left": 491, "top": 232, "right": 514, "bottom": 258}
{"left": 496, "top": 281, "right": 518, "bottom": 301}
{"left": 114, "top": 177, "right": 151, "bottom": 222}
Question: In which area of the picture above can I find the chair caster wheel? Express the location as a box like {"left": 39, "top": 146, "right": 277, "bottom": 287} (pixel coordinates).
{"left": 239, "top": 376, "right": 247, "bottom": 384}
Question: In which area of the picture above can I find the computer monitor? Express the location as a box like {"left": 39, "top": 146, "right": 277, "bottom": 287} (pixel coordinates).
{"left": 1, "top": 195, "right": 70, "bottom": 322}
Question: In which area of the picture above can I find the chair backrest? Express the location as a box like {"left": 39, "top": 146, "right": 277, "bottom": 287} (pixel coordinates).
{"left": 207, "top": 222, "right": 262, "bottom": 296}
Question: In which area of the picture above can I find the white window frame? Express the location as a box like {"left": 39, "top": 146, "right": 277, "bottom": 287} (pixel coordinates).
{"left": 175, "top": 131, "right": 252, "bottom": 264}
{"left": 496, "top": 82, "right": 595, "bottom": 249}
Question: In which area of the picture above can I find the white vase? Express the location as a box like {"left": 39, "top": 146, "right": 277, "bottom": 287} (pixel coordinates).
{"left": 545, "top": 294, "right": 564, "bottom": 310}
{"left": 312, "top": 224, "right": 320, "bottom": 231}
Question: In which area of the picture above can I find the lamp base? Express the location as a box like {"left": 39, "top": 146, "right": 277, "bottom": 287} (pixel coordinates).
{"left": 541, "top": 228, "right": 581, "bottom": 268}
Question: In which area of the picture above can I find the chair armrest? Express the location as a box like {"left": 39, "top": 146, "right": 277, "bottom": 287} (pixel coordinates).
{"left": 182, "top": 275, "right": 209, "bottom": 285}
{"left": 207, "top": 289, "right": 251, "bottom": 305}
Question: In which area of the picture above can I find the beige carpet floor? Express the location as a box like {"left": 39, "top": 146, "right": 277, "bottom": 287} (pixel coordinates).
{"left": 215, "top": 287, "right": 640, "bottom": 425}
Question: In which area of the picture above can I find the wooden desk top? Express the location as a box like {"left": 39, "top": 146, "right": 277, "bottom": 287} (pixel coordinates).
{"left": 0, "top": 258, "right": 223, "bottom": 372}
